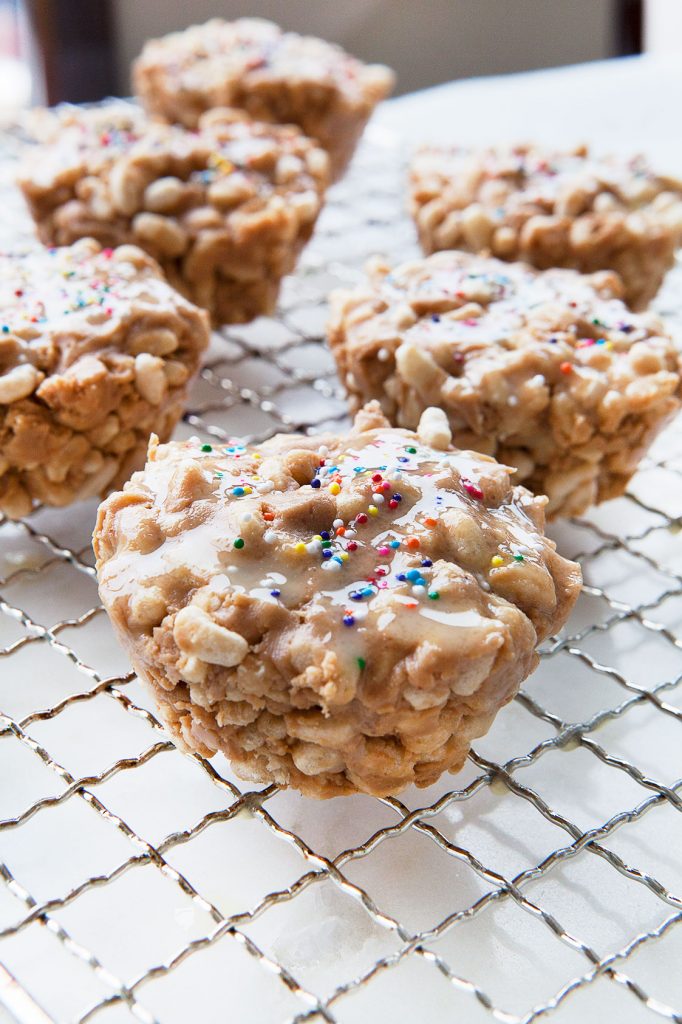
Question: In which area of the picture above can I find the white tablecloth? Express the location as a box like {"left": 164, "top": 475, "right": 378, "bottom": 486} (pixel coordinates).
{"left": 376, "top": 53, "right": 682, "bottom": 172}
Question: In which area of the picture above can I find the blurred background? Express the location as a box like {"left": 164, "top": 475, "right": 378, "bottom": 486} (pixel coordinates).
{"left": 0, "top": 0, "right": 681, "bottom": 117}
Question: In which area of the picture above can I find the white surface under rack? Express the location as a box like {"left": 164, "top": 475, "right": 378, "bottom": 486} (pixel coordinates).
{"left": 2, "top": 96, "right": 682, "bottom": 1024}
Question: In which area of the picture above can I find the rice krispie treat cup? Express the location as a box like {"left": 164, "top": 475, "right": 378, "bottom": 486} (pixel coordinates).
{"left": 133, "top": 17, "right": 395, "bottom": 181}
{"left": 328, "top": 252, "right": 682, "bottom": 518}
{"left": 0, "top": 239, "right": 209, "bottom": 519}
{"left": 18, "top": 103, "right": 329, "bottom": 326}
{"left": 410, "top": 144, "right": 682, "bottom": 310}
{"left": 94, "top": 403, "right": 581, "bottom": 798}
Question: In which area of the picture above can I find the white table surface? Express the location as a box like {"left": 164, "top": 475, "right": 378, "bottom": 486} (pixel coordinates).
{"left": 377, "top": 53, "right": 682, "bottom": 170}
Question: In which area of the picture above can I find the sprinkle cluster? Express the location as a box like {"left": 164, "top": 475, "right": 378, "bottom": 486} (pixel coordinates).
{"left": 1, "top": 246, "right": 123, "bottom": 336}
{"left": 195, "top": 432, "right": 536, "bottom": 641}
{"left": 387, "top": 258, "right": 647, "bottom": 389}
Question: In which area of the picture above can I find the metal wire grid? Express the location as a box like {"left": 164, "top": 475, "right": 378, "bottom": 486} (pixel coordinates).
{"left": 1, "top": 119, "right": 682, "bottom": 1024}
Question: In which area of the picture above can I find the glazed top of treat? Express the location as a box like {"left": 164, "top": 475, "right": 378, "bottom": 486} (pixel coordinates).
{"left": 23, "top": 103, "right": 148, "bottom": 177}
{"left": 96, "top": 407, "right": 581, "bottom": 681}
{"left": 134, "top": 18, "right": 394, "bottom": 107}
{"left": 0, "top": 239, "right": 206, "bottom": 378}
{"left": 411, "top": 143, "right": 682, "bottom": 219}
{"left": 333, "top": 252, "right": 679, "bottom": 391}
{"left": 21, "top": 103, "right": 329, "bottom": 202}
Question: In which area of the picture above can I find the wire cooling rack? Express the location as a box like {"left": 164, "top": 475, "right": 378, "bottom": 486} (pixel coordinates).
{"left": 2, "top": 116, "right": 682, "bottom": 1024}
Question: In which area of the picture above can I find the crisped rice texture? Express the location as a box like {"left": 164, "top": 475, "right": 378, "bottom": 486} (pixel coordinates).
{"left": 133, "top": 17, "right": 395, "bottom": 181}
{"left": 410, "top": 143, "right": 682, "bottom": 310}
{"left": 328, "top": 252, "right": 682, "bottom": 518}
{"left": 0, "top": 239, "right": 208, "bottom": 518}
{"left": 94, "top": 403, "right": 581, "bottom": 798}
{"left": 18, "top": 103, "right": 328, "bottom": 326}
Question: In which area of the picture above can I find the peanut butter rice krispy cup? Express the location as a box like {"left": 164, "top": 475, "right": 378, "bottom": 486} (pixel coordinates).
{"left": 0, "top": 239, "right": 208, "bottom": 519}
{"left": 410, "top": 143, "right": 682, "bottom": 310}
{"left": 94, "top": 403, "right": 581, "bottom": 798}
{"left": 328, "top": 252, "right": 682, "bottom": 519}
{"left": 133, "top": 17, "right": 395, "bottom": 182}
{"left": 18, "top": 103, "right": 328, "bottom": 325}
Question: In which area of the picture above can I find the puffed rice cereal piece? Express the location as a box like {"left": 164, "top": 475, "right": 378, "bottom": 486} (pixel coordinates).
{"left": 0, "top": 239, "right": 208, "bottom": 518}
{"left": 410, "top": 143, "right": 682, "bottom": 310}
{"left": 18, "top": 103, "right": 329, "bottom": 325}
{"left": 132, "top": 17, "right": 395, "bottom": 181}
{"left": 328, "top": 251, "right": 682, "bottom": 518}
{"left": 94, "top": 403, "right": 581, "bottom": 798}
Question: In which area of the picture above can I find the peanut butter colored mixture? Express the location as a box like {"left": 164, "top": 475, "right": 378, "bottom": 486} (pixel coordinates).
{"left": 19, "top": 103, "right": 329, "bottom": 325}
{"left": 0, "top": 239, "right": 208, "bottom": 518}
{"left": 94, "top": 404, "right": 581, "bottom": 798}
{"left": 133, "top": 17, "right": 395, "bottom": 181}
{"left": 329, "top": 251, "right": 681, "bottom": 518}
{"left": 410, "top": 143, "right": 682, "bottom": 309}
